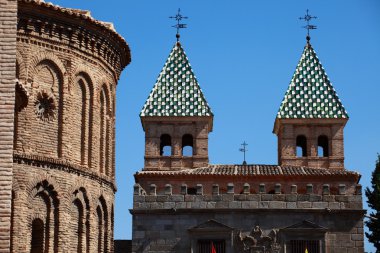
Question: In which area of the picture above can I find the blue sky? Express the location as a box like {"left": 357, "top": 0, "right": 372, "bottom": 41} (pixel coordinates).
{"left": 52, "top": 0, "right": 379, "bottom": 251}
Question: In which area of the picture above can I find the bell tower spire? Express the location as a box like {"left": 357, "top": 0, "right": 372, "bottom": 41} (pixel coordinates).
{"left": 140, "top": 13, "right": 213, "bottom": 171}
{"left": 274, "top": 12, "right": 348, "bottom": 170}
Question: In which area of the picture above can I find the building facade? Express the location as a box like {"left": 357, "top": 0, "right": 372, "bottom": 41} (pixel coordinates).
{"left": 131, "top": 37, "right": 365, "bottom": 253}
{"left": 1, "top": 0, "right": 130, "bottom": 252}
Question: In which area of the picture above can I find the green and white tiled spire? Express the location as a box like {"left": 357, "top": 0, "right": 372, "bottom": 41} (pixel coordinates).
{"left": 277, "top": 42, "right": 348, "bottom": 119}
{"left": 140, "top": 42, "right": 213, "bottom": 117}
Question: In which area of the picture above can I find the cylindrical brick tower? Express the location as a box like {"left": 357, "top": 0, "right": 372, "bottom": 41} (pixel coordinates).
{"left": 12, "top": 1, "right": 130, "bottom": 252}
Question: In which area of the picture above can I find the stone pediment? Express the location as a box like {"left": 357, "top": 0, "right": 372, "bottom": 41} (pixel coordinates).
{"left": 282, "top": 220, "right": 327, "bottom": 230}
{"left": 189, "top": 219, "right": 234, "bottom": 232}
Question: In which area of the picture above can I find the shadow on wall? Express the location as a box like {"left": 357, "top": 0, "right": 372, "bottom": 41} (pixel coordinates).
{"left": 114, "top": 240, "right": 132, "bottom": 253}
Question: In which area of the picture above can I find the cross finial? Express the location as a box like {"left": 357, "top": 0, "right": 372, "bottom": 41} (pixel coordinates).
{"left": 169, "top": 8, "right": 188, "bottom": 42}
{"left": 299, "top": 9, "right": 317, "bottom": 42}
{"left": 239, "top": 141, "right": 248, "bottom": 165}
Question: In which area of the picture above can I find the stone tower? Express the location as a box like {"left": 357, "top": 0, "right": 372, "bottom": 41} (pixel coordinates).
{"left": 273, "top": 38, "right": 348, "bottom": 170}
{"left": 11, "top": 1, "right": 130, "bottom": 252}
{"left": 140, "top": 41, "right": 213, "bottom": 171}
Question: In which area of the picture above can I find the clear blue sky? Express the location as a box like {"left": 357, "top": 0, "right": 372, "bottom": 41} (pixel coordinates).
{"left": 53, "top": 0, "right": 379, "bottom": 251}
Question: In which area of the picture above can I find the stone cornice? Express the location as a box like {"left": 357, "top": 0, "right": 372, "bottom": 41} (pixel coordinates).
{"left": 273, "top": 117, "right": 348, "bottom": 135}
{"left": 141, "top": 116, "right": 214, "bottom": 132}
{"left": 13, "top": 152, "right": 116, "bottom": 192}
{"left": 129, "top": 208, "right": 366, "bottom": 215}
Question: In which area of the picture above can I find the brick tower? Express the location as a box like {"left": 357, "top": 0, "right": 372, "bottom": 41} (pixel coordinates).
{"left": 273, "top": 37, "right": 348, "bottom": 170}
{"left": 10, "top": 1, "right": 130, "bottom": 252}
{"left": 140, "top": 41, "right": 213, "bottom": 171}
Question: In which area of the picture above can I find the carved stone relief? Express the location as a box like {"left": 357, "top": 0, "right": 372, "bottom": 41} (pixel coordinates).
{"left": 235, "top": 226, "right": 281, "bottom": 253}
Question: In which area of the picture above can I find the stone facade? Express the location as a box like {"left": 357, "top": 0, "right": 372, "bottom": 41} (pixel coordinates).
{"left": 132, "top": 173, "right": 364, "bottom": 253}
{"left": 8, "top": 1, "right": 130, "bottom": 252}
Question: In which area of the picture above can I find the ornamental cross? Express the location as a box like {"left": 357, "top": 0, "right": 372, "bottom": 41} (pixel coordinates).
{"left": 169, "top": 8, "right": 188, "bottom": 41}
{"left": 239, "top": 141, "right": 248, "bottom": 165}
{"left": 299, "top": 9, "right": 317, "bottom": 37}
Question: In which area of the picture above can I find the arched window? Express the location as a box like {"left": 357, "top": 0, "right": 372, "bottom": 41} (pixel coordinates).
{"left": 96, "top": 206, "right": 103, "bottom": 253}
{"left": 30, "top": 218, "right": 44, "bottom": 253}
{"left": 97, "top": 197, "right": 108, "bottom": 253}
{"left": 296, "top": 135, "right": 307, "bottom": 157}
{"left": 99, "top": 86, "right": 110, "bottom": 175}
{"left": 72, "top": 188, "right": 90, "bottom": 253}
{"left": 182, "top": 134, "right": 193, "bottom": 156}
{"left": 111, "top": 205, "right": 114, "bottom": 253}
{"left": 160, "top": 134, "right": 172, "bottom": 156}
{"left": 30, "top": 180, "right": 59, "bottom": 253}
{"left": 73, "top": 199, "right": 84, "bottom": 253}
{"left": 73, "top": 79, "right": 87, "bottom": 166}
{"left": 318, "top": 135, "right": 329, "bottom": 157}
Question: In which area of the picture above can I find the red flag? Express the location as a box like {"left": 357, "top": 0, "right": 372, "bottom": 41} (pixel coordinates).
{"left": 211, "top": 242, "right": 217, "bottom": 253}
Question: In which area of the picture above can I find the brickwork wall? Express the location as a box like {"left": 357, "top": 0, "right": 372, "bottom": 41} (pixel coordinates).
{"left": 0, "top": 0, "right": 17, "bottom": 252}
{"left": 143, "top": 119, "right": 211, "bottom": 170}
{"left": 12, "top": 160, "right": 115, "bottom": 253}
{"left": 276, "top": 119, "right": 346, "bottom": 170}
{"left": 15, "top": 27, "right": 117, "bottom": 177}
{"left": 9, "top": 1, "right": 131, "bottom": 252}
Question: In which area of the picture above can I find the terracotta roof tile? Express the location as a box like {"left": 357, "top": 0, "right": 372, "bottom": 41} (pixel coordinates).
{"left": 137, "top": 164, "right": 359, "bottom": 178}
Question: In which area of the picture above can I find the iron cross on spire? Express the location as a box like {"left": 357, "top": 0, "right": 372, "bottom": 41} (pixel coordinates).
{"left": 169, "top": 8, "right": 188, "bottom": 42}
{"left": 239, "top": 141, "right": 248, "bottom": 165}
{"left": 299, "top": 9, "right": 317, "bottom": 40}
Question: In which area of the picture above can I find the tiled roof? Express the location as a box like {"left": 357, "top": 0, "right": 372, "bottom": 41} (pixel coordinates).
{"left": 277, "top": 42, "right": 348, "bottom": 119}
{"left": 136, "top": 164, "right": 359, "bottom": 178}
{"left": 140, "top": 42, "right": 213, "bottom": 117}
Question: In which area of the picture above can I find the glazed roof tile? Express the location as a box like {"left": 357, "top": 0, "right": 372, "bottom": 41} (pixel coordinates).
{"left": 277, "top": 42, "right": 348, "bottom": 119}
{"left": 140, "top": 42, "right": 213, "bottom": 117}
{"left": 136, "top": 164, "right": 359, "bottom": 178}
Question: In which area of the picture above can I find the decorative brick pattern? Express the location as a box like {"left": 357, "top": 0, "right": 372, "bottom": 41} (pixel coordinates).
{"left": 7, "top": 1, "right": 131, "bottom": 252}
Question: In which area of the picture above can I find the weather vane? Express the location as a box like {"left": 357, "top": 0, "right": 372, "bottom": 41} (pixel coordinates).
{"left": 239, "top": 141, "right": 248, "bottom": 165}
{"left": 299, "top": 9, "right": 317, "bottom": 40}
{"left": 169, "top": 8, "right": 188, "bottom": 42}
